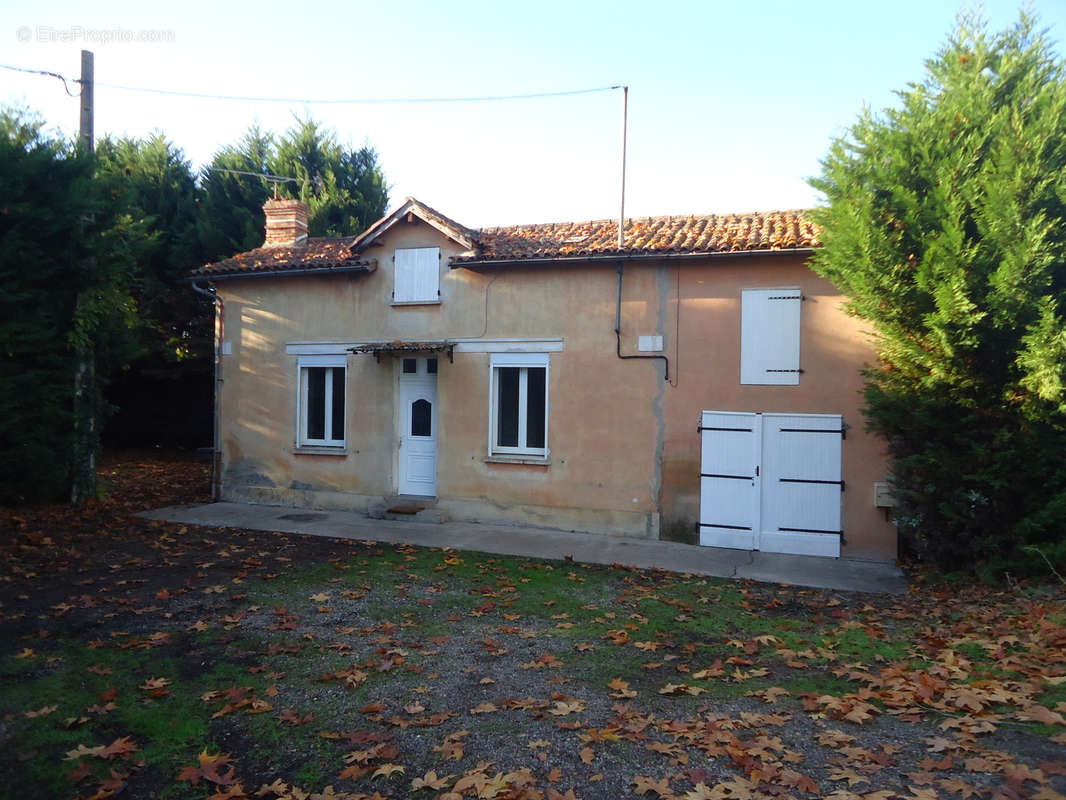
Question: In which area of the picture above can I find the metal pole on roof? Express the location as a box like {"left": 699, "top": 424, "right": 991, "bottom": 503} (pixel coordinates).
{"left": 619, "top": 85, "right": 628, "bottom": 251}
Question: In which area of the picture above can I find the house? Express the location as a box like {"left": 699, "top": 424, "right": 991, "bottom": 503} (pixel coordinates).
{"left": 191, "top": 196, "right": 896, "bottom": 563}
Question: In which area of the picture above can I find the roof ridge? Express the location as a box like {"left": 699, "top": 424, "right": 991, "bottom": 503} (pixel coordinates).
{"left": 475, "top": 208, "right": 816, "bottom": 233}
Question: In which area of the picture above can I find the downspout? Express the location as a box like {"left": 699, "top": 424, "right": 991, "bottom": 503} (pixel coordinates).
{"left": 614, "top": 262, "right": 669, "bottom": 380}
{"left": 191, "top": 279, "right": 223, "bottom": 500}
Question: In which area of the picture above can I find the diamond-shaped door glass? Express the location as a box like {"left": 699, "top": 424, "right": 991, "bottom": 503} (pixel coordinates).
{"left": 411, "top": 399, "right": 432, "bottom": 437}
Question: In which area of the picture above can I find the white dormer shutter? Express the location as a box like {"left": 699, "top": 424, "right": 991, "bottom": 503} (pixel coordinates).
{"left": 394, "top": 247, "right": 440, "bottom": 302}
{"left": 740, "top": 288, "right": 801, "bottom": 385}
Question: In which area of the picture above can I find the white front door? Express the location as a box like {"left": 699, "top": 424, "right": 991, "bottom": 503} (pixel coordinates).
{"left": 398, "top": 358, "right": 438, "bottom": 496}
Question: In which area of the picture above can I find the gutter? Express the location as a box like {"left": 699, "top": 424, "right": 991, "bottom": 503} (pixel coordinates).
{"left": 190, "top": 262, "right": 375, "bottom": 281}
{"left": 190, "top": 279, "right": 223, "bottom": 500}
{"left": 451, "top": 247, "right": 817, "bottom": 269}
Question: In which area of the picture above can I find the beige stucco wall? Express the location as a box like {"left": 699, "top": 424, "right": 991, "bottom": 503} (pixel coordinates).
{"left": 659, "top": 254, "right": 896, "bottom": 561}
{"left": 214, "top": 217, "right": 895, "bottom": 559}
{"left": 216, "top": 219, "right": 664, "bottom": 537}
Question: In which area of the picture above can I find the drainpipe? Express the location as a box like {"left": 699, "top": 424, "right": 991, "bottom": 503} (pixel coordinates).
{"left": 614, "top": 262, "right": 669, "bottom": 380}
{"left": 191, "top": 279, "right": 223, "bottom": 500}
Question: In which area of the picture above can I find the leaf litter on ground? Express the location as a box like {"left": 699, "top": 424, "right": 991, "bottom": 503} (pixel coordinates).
{"left": 0, "top": 453, "right": 1064, "bottom": 799}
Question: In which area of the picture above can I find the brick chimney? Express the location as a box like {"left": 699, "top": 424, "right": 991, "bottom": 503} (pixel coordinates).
{"left": 262, "top": 198, "right": 309, "bottom": 248}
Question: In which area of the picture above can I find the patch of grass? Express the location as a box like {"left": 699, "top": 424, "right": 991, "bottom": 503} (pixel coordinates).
{"left": 0, "top": 639, "right": 216, "bottom": 800}
{"left": 572, "top": 646, "right": 652, "bottom": 688}
{"left": 953, "top": 641, "right": 994, "bottom": 666}
{"left": 829, "top": 628, "right": 909, "bottom": 664}
{"left": 780, "top": 671, "right": 859, "bottom": 697}
{"left": 293, "top": 758, "right": 334, "bottom": 789}
{"left": 486, "top": 562, "right": 615, "bottom": 622}
{"left": 120, "top": 695, "right": 209, "bottom": 773}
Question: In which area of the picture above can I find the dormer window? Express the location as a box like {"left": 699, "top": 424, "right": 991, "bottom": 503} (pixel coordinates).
{"left": 394, "top": 247, "right": 440, "bottom": 304}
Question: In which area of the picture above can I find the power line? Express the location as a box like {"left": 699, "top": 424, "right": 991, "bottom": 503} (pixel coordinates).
{"left": 0, "top": 62, "right": 80, "bottom": 96}
{"left": 95, "top": 82, "right": 622, "bottom": 105}
{"left": 0, "top": 64, "right": 620, "bottom": 105}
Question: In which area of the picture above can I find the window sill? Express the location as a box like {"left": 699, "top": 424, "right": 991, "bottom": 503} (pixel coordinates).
{"left": 484, "top": 455, "right": 551, "bottom": 466}
{"left": 293, "top": 446, "right": 347, "bottom": 456}
{"left": 391, "top": 300, "right": 441, "bottom": 307}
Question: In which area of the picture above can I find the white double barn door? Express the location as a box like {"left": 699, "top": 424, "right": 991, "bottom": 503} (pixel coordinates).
{"left": 699, "top": 411, "right": 843, "bottom": 557}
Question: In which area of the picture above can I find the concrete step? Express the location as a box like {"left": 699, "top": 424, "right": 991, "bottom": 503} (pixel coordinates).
{"left": 368, "top": 502, "right": 445, "bottom": 524}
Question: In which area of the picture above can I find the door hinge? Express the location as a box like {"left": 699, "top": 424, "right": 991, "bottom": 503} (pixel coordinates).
{"left": 780, "top": 427, "right": 845, "bottom": 439}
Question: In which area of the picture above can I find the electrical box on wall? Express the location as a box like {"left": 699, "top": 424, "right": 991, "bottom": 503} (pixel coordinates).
{"left": 638, "top": 335, "right": 663, "bottom": 352}
{"left": 874, "top": 482, "right": 895, "bottom": 508}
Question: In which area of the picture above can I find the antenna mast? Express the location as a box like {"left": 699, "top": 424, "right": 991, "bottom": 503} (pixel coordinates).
{"left": 618, "top": 85, "right": 628, "bottom": 250}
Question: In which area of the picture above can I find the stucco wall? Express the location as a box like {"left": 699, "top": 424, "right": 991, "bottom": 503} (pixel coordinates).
{"left": 213, "top": 216, "right": 895, "bottom": 558}
{"left": 658, "top": 254, "right": 896, "bottom": 561}
{"left": 216, "top": 219, "right": 664, "bottom": 536}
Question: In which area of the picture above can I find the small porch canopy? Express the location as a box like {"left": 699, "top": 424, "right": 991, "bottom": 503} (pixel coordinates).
{"left": 348, "top": 340, "right": 454, "bottom": 363}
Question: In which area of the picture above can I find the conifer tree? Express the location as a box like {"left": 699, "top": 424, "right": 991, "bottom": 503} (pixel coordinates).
{"left": 0, "top": 110, "right": 149, "bottom": 502}
{"left": 268, "top": 116, "right": 388, "bottom": 238}
{"left": 809, "top": 13, "right": 1066, "bottom": 574}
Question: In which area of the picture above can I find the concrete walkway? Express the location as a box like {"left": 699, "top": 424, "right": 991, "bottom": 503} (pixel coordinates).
{"left": 140, "top": 502, "right": 908, "bottom": 594}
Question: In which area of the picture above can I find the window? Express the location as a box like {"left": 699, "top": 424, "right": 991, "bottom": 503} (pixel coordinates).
{"left": 394, "top": 247, "right": 440, "bottom": 303}
{"left": 489, "top": 353, "right": 549, "bottom": 458}
{"left": 298, "top": 355, "right": 346, "bottom": 447}
{"left": 411, "top": 399, "right": 432, "bottom": 437}
{"left": 740, "top": 288, "right": 802, "bottom": 385}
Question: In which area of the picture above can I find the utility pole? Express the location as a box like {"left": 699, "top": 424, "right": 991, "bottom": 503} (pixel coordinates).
{"left": 71, "top": 49, "right": 95, "bottom": 503}
{"left": 79, "top": 50, "right": 93, "bottom": 151}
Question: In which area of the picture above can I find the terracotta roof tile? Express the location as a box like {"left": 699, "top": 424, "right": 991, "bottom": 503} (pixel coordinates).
{"left": 193, "top": 206, "right": 819, "bottom": 278}
{"left": 193, "top": 237, "right": 373, "bottom": 278}
{"left": 459, "top": 210, "right": 819, "bottom": 264}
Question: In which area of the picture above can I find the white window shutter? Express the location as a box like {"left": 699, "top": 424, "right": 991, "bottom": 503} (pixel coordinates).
{"left": 395, "top": 247, "right": 439, "bottom": 302}
{"left": 394, "top": 248, "right": 415, "bottom": 302}
{"left": 413, "top": 247, "right": 439, "bottom": 301}
{"left": 741, "top": 288, "right": 801, "bottom": 385}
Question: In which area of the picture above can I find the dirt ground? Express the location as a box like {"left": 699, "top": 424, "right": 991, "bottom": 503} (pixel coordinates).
{"left": 1, "top": 454, "right": 1065, "bottom": 800}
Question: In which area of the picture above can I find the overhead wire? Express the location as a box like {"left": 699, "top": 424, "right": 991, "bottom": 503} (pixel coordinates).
{"left": 0, "top": 62, "right": 80, "bottom": 96}
{"left": 0, "top": 64, "right": 620, "bottom": 105}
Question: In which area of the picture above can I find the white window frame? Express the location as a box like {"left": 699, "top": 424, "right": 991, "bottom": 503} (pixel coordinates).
{"left": 740, "top": 287, "right": 802, "bottom": 385}
{"left": 297, "top": 354, "right": 347, "bottom": 448}
{"left": 488, "top": 352, "right": 550, "bottom": 458}
{"left": 393, "top": 246, "right": 440, "bottom": 304}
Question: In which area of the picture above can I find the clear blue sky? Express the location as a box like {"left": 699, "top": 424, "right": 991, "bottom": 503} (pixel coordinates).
{"left": 3, "top": 0, "right": 1064, "bottom": 226}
